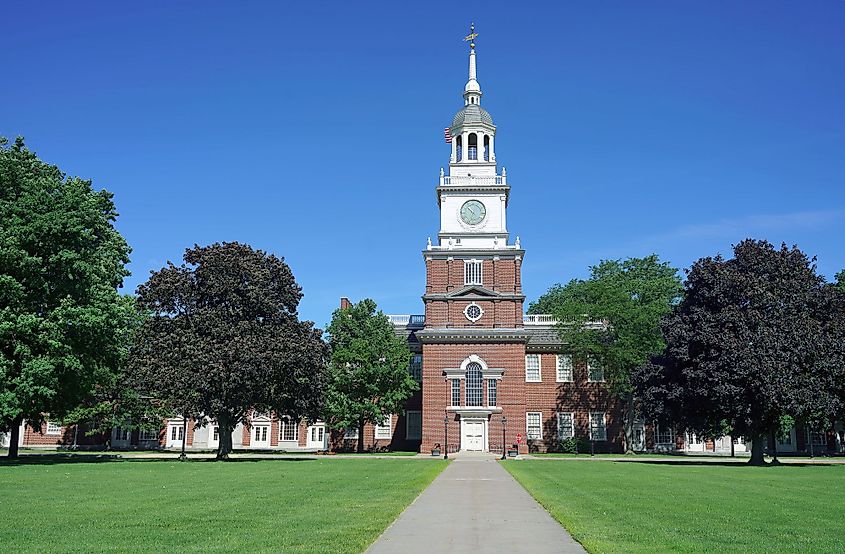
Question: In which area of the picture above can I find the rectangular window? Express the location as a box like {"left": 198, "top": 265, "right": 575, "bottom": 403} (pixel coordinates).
{"left": 409, "top": 354, "right": 422, "bottom": 382}
{"left": 589, "top": 412, "right": 607, "bottom": 441}
{"left": 655, "top": 425, "right": 674, "bottom": 445}
{"left": 46, "top": 421, "right": 62, "bottom": 435}
{"left": 375, "top": 416, "right": 392, "bottom": 440}
{"left": 139, "top": 428, "right": 159, "bottom": 441}
{"left": 526, "top": 412, "right": 542, "bottom": 440}
{"left": 557, "top": 412, "right": 574, "bottom": 440}
{"left": 344, "top": 427, "right": 359, "bottom": 440}
{"left": 406, "top": 411, "right": 422, "bottom": 440}
{"left": 525, "top": 354, "right": 541, "bottom": 382}
{"left": 487, "top": 379, "right": 497, "bottom": 407}
{"left": 451, "top": 379, "right": 461, "bottom": 406}
{"left": 587, "top": 357, "right": 605, "bottom": 382}
{"left": 464, "top": 260, "right": 483, "bottom": 285}
{"left": 279, "top": 417, "right": 298, "bottom": 442}
{"left": 212, "top": 427, "right": 219, "bottom": 442}
{"left": 807, "top": 429, "right": 827, "bottom": 446}
{"left": 556, "top": 355, "right": 573, "bottom": 382}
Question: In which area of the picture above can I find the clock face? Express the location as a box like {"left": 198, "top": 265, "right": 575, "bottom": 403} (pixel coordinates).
{"left": 460, "top": 200, "right": 486, "bottom": 226}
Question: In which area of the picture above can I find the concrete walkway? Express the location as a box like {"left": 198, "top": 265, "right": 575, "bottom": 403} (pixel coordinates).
{"left": 367, "top": 455, "right": 585, "bottom": 553}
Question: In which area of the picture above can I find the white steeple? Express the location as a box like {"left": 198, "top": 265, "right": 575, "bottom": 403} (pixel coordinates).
{"left": 463, "top": 24, "right": 482, "bottom": 106}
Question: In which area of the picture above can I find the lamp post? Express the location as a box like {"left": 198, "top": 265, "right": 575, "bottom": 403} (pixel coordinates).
{"left": 443, "top": 414, "right": 449, "bottom": 460}
{"left": 501, "top": 416, "right": 507, "bottom": 460}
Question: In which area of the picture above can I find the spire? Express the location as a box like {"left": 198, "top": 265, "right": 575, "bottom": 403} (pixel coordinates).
{"left": 463, "top": 23, "right": 481, "bottom": 105}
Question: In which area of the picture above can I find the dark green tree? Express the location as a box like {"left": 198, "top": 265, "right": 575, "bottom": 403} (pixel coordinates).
{"left": 130, "top": 242, "right": 329, "bottom": 460}
{"left": 637, "top": 240, "right": 845, "bottom": 465}
{"left": 325, "top": 299, "right": 416, "bottom": 453}
{"left": 529, "top": 255, "right": 682, "bottom": 452}
{"left": 0, "top": 137, "right": 131, "bottom": 458}
{"left": 835, "top": 269, "right": 845, "bottom": 293}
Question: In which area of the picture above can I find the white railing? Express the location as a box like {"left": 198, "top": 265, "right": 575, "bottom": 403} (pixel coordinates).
{"left": 440, "top": 175, "right": 506, "bottom": 186}
{"left": 523, "top": 314, "right": 559, "bottom": 325}
{"left": 387, "top": 314, "right": 425, "bottom": 326}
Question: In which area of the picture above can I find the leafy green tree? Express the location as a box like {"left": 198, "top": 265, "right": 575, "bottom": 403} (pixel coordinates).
{"left": 325, "top": 299, "right": 416, "bottom": 453}
{"left": 529, "top": 255, "right": 682, "bottom": 452}
{"left": 130, "top": 242, "right": 329, "bottom": 460}
{"left": 836, "top": 269, "right": 845, "bottom": 293}
{"left": 0, "top": 137, "right": 131, "bottom": 458}
{"left": 637, "top": 240, "right": 845, "bottom": 465}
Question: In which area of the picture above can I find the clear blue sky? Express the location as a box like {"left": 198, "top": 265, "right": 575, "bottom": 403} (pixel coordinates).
{"left": 3, "top": 2, "right": 844, "bottom": 327}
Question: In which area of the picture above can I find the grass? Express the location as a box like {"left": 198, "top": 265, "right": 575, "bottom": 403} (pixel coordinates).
{"left": 504, "top": 459, "right": 845, "bottom": 553}
{"left": 0, "top": 456, "right": 447, "bottom": 553}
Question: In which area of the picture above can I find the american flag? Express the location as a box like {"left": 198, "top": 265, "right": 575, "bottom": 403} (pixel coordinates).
{"left": 444, "top": 127, "right": 452, "bottom": 143}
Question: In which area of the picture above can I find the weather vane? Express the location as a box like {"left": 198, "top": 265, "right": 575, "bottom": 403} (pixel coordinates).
{"left": 463, "top": 23, "right": 478, "bottom": 49}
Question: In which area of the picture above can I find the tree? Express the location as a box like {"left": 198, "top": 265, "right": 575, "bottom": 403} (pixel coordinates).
{"left": 836, "top": 269, "right": 845, "bottom": 293}
{"left": 529, "top": 255, "right": 682, "bottom": 453}
{"left": 325, "top": 299, "right": 416, "bottom": 453}
{"left": 130, "top": 242, "right": 329, "bottom": 460}
{"left": 0, "top": 137, "right": 131, "bottom": 458}
{"left": 637, "top": 240, "right": 845, "bottom": 465}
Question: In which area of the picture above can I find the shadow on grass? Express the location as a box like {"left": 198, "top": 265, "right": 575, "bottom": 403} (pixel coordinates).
{"left": 613, "top": 459, "right": 839, "bottom": 468}
{"left": 0, "top": 454, "right": 318, "bottom": 467}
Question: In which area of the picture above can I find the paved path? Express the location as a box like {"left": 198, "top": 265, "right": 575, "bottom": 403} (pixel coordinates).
{"left": 367, "top": 455, "right": 585, "bottom": 553}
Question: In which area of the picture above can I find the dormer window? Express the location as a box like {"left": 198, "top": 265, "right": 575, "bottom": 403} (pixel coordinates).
{"left": 464, "top": 260, "right": 482, "bottom": 285}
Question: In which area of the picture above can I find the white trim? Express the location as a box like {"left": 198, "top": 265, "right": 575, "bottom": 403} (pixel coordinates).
{"left": 589, "top": 411, "right": 607, "bottom": 441}
{"left": 587, "top": 357, "right": 605, "bottom": 382}
{"left": 375, "top": 415, "right": 392, "bottom": 440}
{"left": 279, "top": 416, "right": 299, "bottom": 443}
{"left": 526, "top": 411, "right": 542, "bottom": 440}
{"left": 464, "top": 302, "right": 484, "bottom": 322}
{"left": 45, "top": 421, "right": 63, "bottom": 435}
{"left": 525, "top": 354, "right": 541, "bottom": 382}
{"left": 555, "top": 354, "right": 573, "bottom": 382}
{"left": 464, "top": 259, "right": 483, "bottom": 285}
{"left": 556, "top": 412, "right": 574, "bottom": 440}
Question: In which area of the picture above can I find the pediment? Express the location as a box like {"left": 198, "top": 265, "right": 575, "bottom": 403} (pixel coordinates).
{"left": 445, "top": 285, "right": 500, "bottom": 298}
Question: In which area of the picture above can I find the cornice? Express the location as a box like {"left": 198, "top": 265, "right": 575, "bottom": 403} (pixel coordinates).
{"left": 416, "top": 328, "right": 530, "bottom": 344}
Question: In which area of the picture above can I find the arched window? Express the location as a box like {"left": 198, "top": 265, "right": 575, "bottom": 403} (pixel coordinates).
{"left": 483, "top": 135, "right": 490, "bottom": 161}
{"left": 466, "top": 362, "right": 483, "bottom": 406}
{"left": 468, "top": 133, "right": 478, "bottom": 160}
{"left": 456, "top": 135, "right": 463, "bottom": 162}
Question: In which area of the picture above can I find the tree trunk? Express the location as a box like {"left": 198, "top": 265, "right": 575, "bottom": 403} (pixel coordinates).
{"left": 179, "top": 415, "right": 188, "bottom": 461}
{"left": 7, "top": 416, "right": 22, "bottom": 459}
{"left": 770, "top": 431, "right": 779, "bottom": 464}
{"left": 623, "top": 393, "right": 635, "bottom": 454}
{"left": 748, "top": 434, "right": 766, "bottom": 465}
{"left": 730, "top": 438, "right": 735, "bottom": 457}
{"left": 216, "top": 414, "right": 233, "bottom": 461}
{"left": 357, "top": 419, "right": 365, "bottom": 454}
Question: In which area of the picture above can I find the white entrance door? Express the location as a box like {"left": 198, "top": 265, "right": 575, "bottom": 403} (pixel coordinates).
{"left": 632, "top": 421, "right": 645, "bottom": 451}
{"left": 307, "top": 424, "right": 326, "bottom": 449}
{"left": 166, "top": 423, "right": 184, "bottom": 448}
{"left": 463, "top": 420, "right": 484, "bottom": 451}
{"left": 252, "top": 425, "right": 270, "bottom": 448}
{"left": 208, "top": 425, "right": 220, "bottom": 449}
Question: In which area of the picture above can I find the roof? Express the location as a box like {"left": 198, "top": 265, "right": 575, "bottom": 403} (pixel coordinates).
{"left": 451, "top": 104, "right": 494, "bottom": 128}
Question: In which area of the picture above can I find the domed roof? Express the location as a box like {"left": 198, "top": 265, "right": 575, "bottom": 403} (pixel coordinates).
{"left": 451, "top": 104, "right": 494, "bottom": 128}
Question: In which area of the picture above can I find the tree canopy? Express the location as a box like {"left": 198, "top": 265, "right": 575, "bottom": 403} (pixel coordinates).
{"left": 529, "top": 255, "right": 682, "bottom": 451}
{"left": 635, "top": 240, "right": 845, "bottom": 465}
{"left": 130, "top": 242, "right": 329, "bottom": 459}
{"left": 0, "top": 137, "right": 132, "bottom": 457}
{"left": 325, "top": 298, "right": 416, "bottom": 453}
{"left": 836, "top": 269, "right": 845, "bottom": 293}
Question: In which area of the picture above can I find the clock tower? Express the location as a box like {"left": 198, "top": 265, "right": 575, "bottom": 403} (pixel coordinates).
{"left": 418, "top": 26, "right": 529, "bottom": 455}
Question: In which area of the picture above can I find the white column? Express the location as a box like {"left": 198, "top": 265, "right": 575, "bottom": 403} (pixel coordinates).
{"left": 489, "top": 134, "right": 495, "bottom": 162}
{"left": 462, "top": 132, "right": 469, "bottom": 163}
{"left": 451, "top": 134, "right": 457, "bottom": 163}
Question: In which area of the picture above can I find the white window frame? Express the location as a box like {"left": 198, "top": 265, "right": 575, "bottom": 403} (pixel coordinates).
{"left": 487, "top": 379, "right": 497, "bottom": 407}
{"left": 464, "top": 259, "right": 483, "bottom": 285}
{"left": 526, "top": 412, "right": 542, "bottom": 440}
{"left": 806, "top": 428, "right": 827, "bottom": 446}
{"left": 46, "top": 421, "right": 62, "bottom": 435}
{"left": 344, "top": 426, "right": 359, "bottom": 440}
{"left": 409, "top": 354, "right": 422, "bottom": 382}
{"left": 406, "top": 410, "right": 422, "bottom": 440}
{"left": 451, "top": 378, "right": 460, "bottom": 406}
{"left": 587, "top": 357, "right": 605, "bottom": 382}
{"left": 556, "top": 354, "right": 573, "bottom": 382}
{"left": 655, "top": 424, "right": 674, "bottom": 445}
{"left": 525, "top": 354, "right": 541, "bottom": 382}
{"left": 139, "top": 427, "right": 159, "bottom": 441}
{"left": 557, "top": 412, "right": 575, "bottom": 440}
{"left": 589, "top": 412, "right": 607, "bottom": 441}
{"left": 279, "top": 416, "right": 299, "bottom": 442}
{"left": 375, "top": 416, "right": 392, "bottom": 440}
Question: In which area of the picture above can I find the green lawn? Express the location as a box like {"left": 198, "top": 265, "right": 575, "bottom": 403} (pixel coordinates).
{"left": 0, "top": 456, "right": 447, "bottom": 553}
{"left": 504, "top": 460, "right": 845, "bottom": 553}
